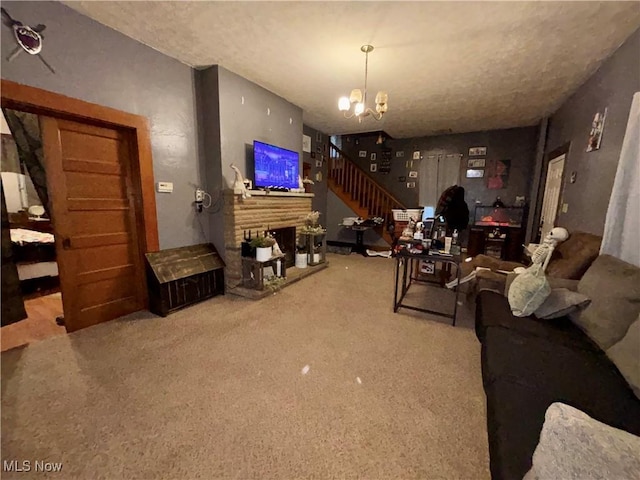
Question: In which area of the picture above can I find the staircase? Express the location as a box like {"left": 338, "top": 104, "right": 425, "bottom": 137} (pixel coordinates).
{"left": 328, "top": 143, "right": 407, "bottom": 246}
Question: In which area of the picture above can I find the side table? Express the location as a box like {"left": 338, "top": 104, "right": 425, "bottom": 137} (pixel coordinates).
{"left": 242, "top": 254, "right": 286, "bottom": 290}
{"left": 302, "top": 233, "right": 326, "bottom": 266}
{"left": 339, "top": 224, "right": 373, "bottom": 255}
{"left": 393, "top": 249, "right": 462, "bottom": 325}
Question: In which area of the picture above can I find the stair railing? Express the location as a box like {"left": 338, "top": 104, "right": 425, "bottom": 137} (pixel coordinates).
{"left": 328, "top": 143, "right": 408, "bottom": 227}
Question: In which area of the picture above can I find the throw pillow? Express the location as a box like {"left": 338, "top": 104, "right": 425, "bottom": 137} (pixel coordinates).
{"left": 524, "top": 402, "right": 640, "bottom": 480}
{"left": 507, "top": 264, "right": 551, "bottom": 317}
{"left": 535, "top": 288, "right": 591, "bottom": 319}
{"left": 606, "top": 314, "right": 640, "bottom": 400}
{"left": 572, "top": 254, "right": 640, "bottom": 350}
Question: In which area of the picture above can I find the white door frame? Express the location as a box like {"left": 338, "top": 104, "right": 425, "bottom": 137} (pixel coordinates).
{"left": 539, "top": 153, "right": 566, "bottom": 240}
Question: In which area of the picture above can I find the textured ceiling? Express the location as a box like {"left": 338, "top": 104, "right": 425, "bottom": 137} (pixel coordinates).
{"left": 63, "top": 1, "right": 640, "bottom": 138}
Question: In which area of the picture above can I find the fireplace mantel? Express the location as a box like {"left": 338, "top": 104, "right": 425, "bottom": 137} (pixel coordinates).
{"left": 231, "top": 189, "right": 314, "bottom": 198}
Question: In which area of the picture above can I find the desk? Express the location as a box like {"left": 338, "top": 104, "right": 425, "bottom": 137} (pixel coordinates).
{"left": 393, "top": 249, "right": 462, "bottom": 325}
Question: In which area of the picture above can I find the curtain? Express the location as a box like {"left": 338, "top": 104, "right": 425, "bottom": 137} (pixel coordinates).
{"left": 1, "top": 181, "right": 27, "bottom": 326}
{"left": 600, "top": 92, "right": 640, "bottom": 267}
{"left": 2, "top": 109, "right": 50, "bottom": 217}
{"left": 419, "top": 152, "right": 461, "bottom": 211}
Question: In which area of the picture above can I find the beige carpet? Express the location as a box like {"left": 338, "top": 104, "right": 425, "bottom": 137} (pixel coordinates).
{"left": 1, "top": 253, "right": 489, "bottom": 479}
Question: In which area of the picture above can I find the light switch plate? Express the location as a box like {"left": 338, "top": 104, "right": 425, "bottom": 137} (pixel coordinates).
{"left": 157, "top": 182, "right": 173, "bottom": 193}
{"left": 562, "top": 203, "right": 569, "bottom": 213}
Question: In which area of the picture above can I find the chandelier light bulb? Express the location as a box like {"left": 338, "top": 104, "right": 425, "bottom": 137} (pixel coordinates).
{"left": 375, "top": 91, "right": 388, "bottom": 105}
{"left": 338, "top": 96, "right": 350, "bottom": 111}
{"left": 338, "top": 45, "right": 387, "bottom": 121}
{"left": 349, "top": 89, "right": 363, "bottom": 104}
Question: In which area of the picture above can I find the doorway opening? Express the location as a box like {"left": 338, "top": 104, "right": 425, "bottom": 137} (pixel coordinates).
{"left": 1, "top": 80, "right": 159, "bottom": 342}
{"left": 1, "top": 109, "right": 64, "bottom": 351}
{"left": 538, "top": 144, "right": 569, "bottom": 241}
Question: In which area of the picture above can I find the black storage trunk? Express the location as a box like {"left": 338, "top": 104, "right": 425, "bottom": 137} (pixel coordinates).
{"left": 145, "top": 243, "right": 225, "bottom": 317}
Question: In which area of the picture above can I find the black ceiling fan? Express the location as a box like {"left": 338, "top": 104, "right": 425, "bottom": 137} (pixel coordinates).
{"left": 1, "top": 7, "right": 55, "bottom": 73}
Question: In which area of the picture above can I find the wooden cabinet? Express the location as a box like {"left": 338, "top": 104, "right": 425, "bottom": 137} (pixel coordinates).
{"left": 468, "top": 226, "right": 524, "bottom": 262}
{"left": 468, "top": 205, "right": 526, "bottom": 262}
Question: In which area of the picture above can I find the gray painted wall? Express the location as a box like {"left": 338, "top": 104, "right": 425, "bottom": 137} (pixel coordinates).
{"left": 196, "top": 65, "right": 304, "bottom": 258}
{"left": 545, "top": 28, "right": 640, "bottom": 236}
{"left": 338, "top": 126, "right": 538, "bottom": 215}
{"left": 0, "top": 1, "right": 206, "bottom": 250}
{"left": 217, "top": 66, "right": 303, "bottom": 188}
{"left": 302, "top": 125, "right": 328, "bottom": 222}
{"left": 195, "top": 67, "right": 224, "bottom": 256}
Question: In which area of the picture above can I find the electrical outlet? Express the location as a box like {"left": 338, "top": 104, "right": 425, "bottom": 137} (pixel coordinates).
{"left": 195, "top": 189, "right": 204, "bottom": 202}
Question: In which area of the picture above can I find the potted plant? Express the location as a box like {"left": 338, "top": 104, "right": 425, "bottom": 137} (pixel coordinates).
{"left": 251, "top": 235, "right": 276, "bottom": 262}
{"left": 299, "top": 211, "right": 326, "bottom": 235}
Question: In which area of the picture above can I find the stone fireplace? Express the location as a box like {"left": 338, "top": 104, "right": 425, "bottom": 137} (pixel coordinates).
{"left": 223, "top": 190, "right": 314, "bottom": 290}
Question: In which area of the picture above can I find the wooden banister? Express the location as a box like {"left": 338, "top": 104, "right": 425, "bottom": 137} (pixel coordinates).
{"left": 328, "top": 143, "right": 408, "bottom": 243}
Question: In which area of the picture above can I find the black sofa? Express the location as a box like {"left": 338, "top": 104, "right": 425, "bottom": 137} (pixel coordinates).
{"left": 475, "top": 290, "right": 640, "bottom": 480}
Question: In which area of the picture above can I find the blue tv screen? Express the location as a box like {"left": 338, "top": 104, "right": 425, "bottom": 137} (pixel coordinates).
{"left": 253, "top": 140, "right": 299, "bottom": 189}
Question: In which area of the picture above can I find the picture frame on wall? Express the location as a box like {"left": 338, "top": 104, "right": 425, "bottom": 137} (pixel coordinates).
{"left": 586, "top": 108, "right": 607, "bottom": 152}
{"left": 359, "top": 150, "right": 367, "bottom": 157}
{"left": 467, "top": 158, "right": 486, "bottom": 168}
{"left": 466, "top": 168, "right": 484, "bottom": 178}
{"left": 406, "top": 182, "right": 416, "bottom": 189}
{"left": 310, "top": 151, "right": 316, "bottom": 159}
{"left": 412, "top": 151, "right": 421, "bottom": 160}
{"left": 371, "top": 153, "right": 377, "bottom": 161}
{"left": 486, "top": 159, "right": 511, "bottom": 189}
{"left": 370, "top": 163, "right": 378, "bottom": 172}
{"left": 398, "top": 176, "right": 406, "bottom": 182}
{"left": 396, "top": 151, "right": 404, "bottom": 157}
{"left": 469, "top": 146, "right": 487, "bottom": 156}
{"left": 316, "top": 132, "right": 322, "bottom": 143}
{"left": 302, "top": 134, "right": 311, "bottom": 153}
{"left": 315, "top": 160, "right": 322, "bottom": 168}
{"left": 408, "top": 171, "right": 418, "bottom": 178}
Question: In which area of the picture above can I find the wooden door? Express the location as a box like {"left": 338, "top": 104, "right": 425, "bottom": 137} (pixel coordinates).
{"left": 40, "top": 118, "right": 146, "bottom": 332}
{"left": 540, "top": 154, "right": 565, "bottom": 240}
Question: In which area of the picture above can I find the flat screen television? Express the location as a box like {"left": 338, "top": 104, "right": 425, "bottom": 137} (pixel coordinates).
{"left": 253, "top": 140, "right": 299, "bottom": 190}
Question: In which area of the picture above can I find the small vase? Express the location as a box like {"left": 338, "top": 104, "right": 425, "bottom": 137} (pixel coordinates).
{"left": 256, "top": 246, "right": 272, "bottom": 262}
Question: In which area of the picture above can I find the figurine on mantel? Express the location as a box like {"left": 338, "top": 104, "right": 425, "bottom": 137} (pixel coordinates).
{"left": 230, "top": 163, "right": 251, "bottom": 199}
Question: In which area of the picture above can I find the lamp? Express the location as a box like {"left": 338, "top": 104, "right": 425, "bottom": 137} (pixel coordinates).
{"left": 338, "top": 45, "right": 388, "bottom": 122}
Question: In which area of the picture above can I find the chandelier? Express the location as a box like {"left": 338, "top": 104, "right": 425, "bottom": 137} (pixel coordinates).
{"left": 338, "top": 45, "right": 388, "bottom": 121}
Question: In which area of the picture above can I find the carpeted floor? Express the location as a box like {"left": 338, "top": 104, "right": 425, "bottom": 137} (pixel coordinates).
{"left": 1, "top": 253, "right": 489, "bottom": 479}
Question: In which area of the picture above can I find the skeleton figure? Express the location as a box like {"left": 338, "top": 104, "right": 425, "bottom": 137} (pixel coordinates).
{"left": 530, "top": 227, "right": 569, "bottom": 271}
{"left": 512, "top": 227, "right": 569, "bottom": 276}
{"left": 230, "top": 163, "right": 251, "bottom": 199}
{"left": 446, "top": 227, "right": 569, "bottom": 289}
